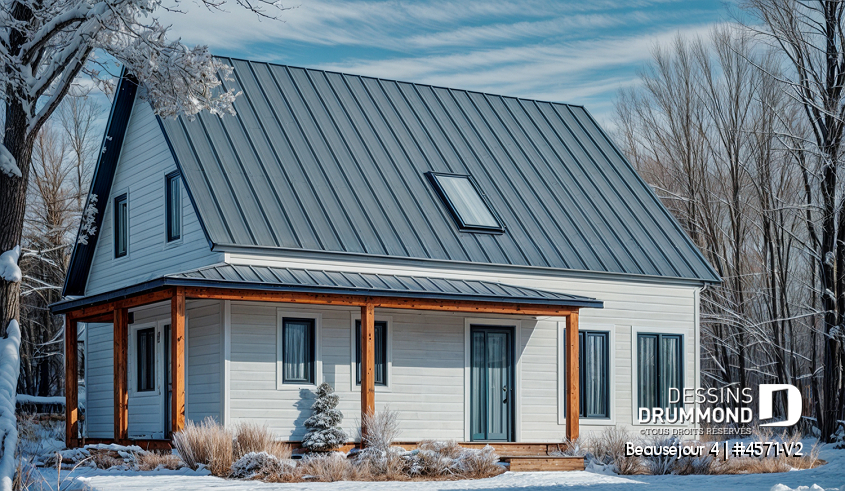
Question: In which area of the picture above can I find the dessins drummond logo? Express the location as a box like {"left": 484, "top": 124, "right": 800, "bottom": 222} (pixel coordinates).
{"left": 638, "top": 384, "right": 802, "bottom": 426}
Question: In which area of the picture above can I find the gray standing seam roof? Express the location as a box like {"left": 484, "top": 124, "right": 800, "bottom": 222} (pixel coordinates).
{"left": 156, "top": 58, "right": 718, "bottom": 283}
{"left": 167, "top": 264, "right": 603, "bottom": 308}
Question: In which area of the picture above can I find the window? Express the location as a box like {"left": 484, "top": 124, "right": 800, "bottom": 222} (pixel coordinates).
{"left": 114, "top": 194, "right": 128, "bottom": 258}
{"left": 165, "top": 171, "right": 181, "bottom": 242}
{"left": 137, "top": 328, "right": 155, "bottom": 392}
{"left": 426, "top": 172, "right": 503, "bottom": 232}
{"left": 637, "top": 333, "right": 683, "bottom": 411}
{"left": 355, "top": 320, "right": 387, "bottom": 386}
{"left": 281, "top": 318, "right": 315, "bottom": 384}
{"left": 580, "top": 331, "right": 609, "bottom": 418}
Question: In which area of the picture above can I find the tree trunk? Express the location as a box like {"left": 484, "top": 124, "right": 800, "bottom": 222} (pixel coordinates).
{"left": 0, "top": 101, "right": 34, "bottom": 338}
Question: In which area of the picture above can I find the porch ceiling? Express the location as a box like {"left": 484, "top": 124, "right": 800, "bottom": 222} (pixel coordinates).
{"left": 50, "top": 263, "right": 602, "bottom": 315}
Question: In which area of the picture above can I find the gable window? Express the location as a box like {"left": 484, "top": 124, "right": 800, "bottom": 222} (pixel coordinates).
{"left": 637, "top": 333, "right": 683, "bottom": 411}
{"left": 114, "top": 194, "right": 128, "bottom": 258}
{"left": 426, "top": 172, "right": 503, "bottom": 232}
{"left": 165, "top": 171, "right": 181, "bottom": 242}
{"left": 136, "top": 328, "right": 155, "bottom": 392}
{"left": 580, "top": 331, "right": 609, "bottom": 418}
{"left": 355, "top": 320, "right": 387, "bottom": 386}
{"left": 281, "top": 318, "right": 315, "bottom": 384}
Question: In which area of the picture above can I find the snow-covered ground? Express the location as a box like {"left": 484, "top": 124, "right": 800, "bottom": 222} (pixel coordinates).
{"left": 28, "top": 443, "right": 845, "bottom": 491}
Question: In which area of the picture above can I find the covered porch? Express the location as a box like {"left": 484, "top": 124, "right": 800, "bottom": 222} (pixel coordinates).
{"left": 54, "top": 265, "right": 601, "bottom": 450}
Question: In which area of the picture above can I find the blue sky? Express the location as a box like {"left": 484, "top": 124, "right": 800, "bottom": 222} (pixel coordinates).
{"left": 156, "top": 0, "right": 732, "bottom": 125}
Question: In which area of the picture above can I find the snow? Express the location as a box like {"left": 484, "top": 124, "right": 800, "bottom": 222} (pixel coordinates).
{"left": 0, "top": 247, "right": 21, "bottom": 283}
{"left": 29, "top": 443, "right": 845, "bottom": 491}
{"left": 0, "top": 145, "right": 20, "bottom": 178}
{"left": 76, "top": 195, "right": 98, "bottom": 245}
{"left": 15, "top": 394, "right": 65, "bottom": 405}
{"left": 0, "top": 320, "right": 22, "bottom": 491}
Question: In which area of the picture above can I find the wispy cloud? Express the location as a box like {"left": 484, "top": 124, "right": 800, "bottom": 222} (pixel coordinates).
{"left": 156, "top": 0, "right": 726, "bottom": 122}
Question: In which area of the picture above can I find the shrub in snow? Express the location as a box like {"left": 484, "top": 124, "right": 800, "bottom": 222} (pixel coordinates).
{"left": 355, "top": 408, "right": 404, "bottom": 477}
{"left": 230, "top": 451, "right": 292, "bottom": 479}
{"left": 401, "top": 440, "right": 502, "bottom": 478}
{"left": 302, "top": 383, "right": 347, "bottom": 452}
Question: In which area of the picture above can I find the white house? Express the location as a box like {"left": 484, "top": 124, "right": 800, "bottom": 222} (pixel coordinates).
{"left": 51, "top": 59, "right": 719, "bottom": 451}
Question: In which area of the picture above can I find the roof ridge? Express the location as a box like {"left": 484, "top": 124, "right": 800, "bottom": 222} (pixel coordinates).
{"left": 215, "top": 56, "right": 586, "bottom": 109}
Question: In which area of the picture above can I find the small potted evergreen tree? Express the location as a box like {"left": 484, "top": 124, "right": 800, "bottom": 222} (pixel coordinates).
{"left": 302, "top": 383, "right": 348, "bottom": 452}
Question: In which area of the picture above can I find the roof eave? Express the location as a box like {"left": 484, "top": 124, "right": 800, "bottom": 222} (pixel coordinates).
{"left": 49, "top": 275, "right": 603, "bottom": 315}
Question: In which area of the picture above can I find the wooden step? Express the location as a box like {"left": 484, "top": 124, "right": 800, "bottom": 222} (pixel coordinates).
{"left": 499, "top": 455, "right": 585, "bottom": 472}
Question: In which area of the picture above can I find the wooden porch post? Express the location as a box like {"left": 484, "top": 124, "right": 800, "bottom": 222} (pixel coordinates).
{"left": 360, "top": 302, "right": 375, "bottom": 444}
{"left": 64, "top": 315, "right": 78, "bottom": 447}
{"left": 171, "top": 287, "right": 186, "bottom": 435}
{"left": 114, "top": 307, "right": 129, "bottom": 443}
{"left": 565, "top": 310, "right": 580, "bottom": 442}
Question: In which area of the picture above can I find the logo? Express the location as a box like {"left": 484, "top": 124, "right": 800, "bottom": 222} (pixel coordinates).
{"left": 758, "top": 384, "right": 802, "bottom": 427}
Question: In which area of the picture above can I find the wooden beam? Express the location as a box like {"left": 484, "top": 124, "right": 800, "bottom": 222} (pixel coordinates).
{"left": 359, "top": 303, "right": 375, "bottom": 444}
{"left": 114, "top": 308, "right": 128, "bottom": 442}
{"left": 565, "top": 311, "right": 579, "bottom": 442}
{"left": 183, "top": 287, "right": 576, "bottom": 317}
{"left": 171, "top": 287, "right": 186, "bottom": 435}
{"left": 69, "top": 289, "right": 174, "bottom": 321}
{"left": 64, "top": 316, "right": 79, "bottom": 448}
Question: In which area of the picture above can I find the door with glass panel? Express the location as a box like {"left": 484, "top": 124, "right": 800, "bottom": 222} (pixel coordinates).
{"left": 470, "top": 326, "right": 514, "bottom": 442}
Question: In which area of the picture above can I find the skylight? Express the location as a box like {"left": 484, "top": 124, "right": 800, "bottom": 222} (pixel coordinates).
{"left": 426, "top": 172, "right": 503, "bottom": 232}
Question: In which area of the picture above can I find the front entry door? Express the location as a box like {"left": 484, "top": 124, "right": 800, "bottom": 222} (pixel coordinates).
{"left": 470, "top": 326, "right": 514, "bottom": 441}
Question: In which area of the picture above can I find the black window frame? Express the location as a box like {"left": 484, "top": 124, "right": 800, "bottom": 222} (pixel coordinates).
{"left": 425, "top": 171, "right": 504, "bottom": 233}
{"left": 579, "top": 330, "right": 610, "bottom": 419}
{"left": 281, "top": 317, "right": 316, "bottom": 384}
{"left": 136, "top": 327, "right": 156, "bottom": 392}
{"left": 355, "top": 320, "right": 387, "bottom": 386}
{"left": 165, "top": 171, "right": 181, "bottom": 242}
{"left": 114, "top": 193, "right": 128, "bottom": 258}
{"left": 637, "top": 333, "right": 684, "bottom": 411}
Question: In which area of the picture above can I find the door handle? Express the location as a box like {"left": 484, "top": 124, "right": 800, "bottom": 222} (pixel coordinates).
{"left": 502, "top": 385, "right": 508, "bottom": 404}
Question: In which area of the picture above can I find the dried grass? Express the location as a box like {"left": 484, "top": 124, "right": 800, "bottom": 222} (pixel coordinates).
{"left": 135, "top": 451, "right": 184, "bottom": 471}
{"left": 233, "top": 422, "right": 290, "bottom": 461}
{"left": 172, "top": 417, "right": 234, "bottom": 476}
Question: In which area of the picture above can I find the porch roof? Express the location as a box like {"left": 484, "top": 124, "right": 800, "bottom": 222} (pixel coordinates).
{"left": 50, "top": 263, "right": 602, "bottom": 315}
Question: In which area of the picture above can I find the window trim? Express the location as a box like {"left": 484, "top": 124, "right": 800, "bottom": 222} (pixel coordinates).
{"left": 579, "top": 330, "right": 610, "bottom": 419}
{"left": 558, "top": 322, "right": 616, "bottom": 426}
{"left": 165, "top": 171, "right": 182, "bottom": 243}
{"left": 113, "top": 193, "right": 129, "bottom": 258}
{"left": 350, "top": 314, "right": 392, "bottom": 392}
{"left": 426, "top": 171, "right": 504, "bottom": 233}
{"left": 276, "top": 310, "right": 321, "bottom": 390}
{"left": 128, "top": 321, "right": 160, "bottom": 397}
{"left": 136, "top": 327, "right": 156, "bottom": 392}
{"left": 631, "top": 328, "right": 685, "bottom": 426}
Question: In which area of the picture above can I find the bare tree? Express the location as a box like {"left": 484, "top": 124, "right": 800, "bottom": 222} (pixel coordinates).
{"left": 743, "top": 0, "right": 845, "bottom": 442}
{"left": 58, "top": 90, "right": 101, "bottom": 209}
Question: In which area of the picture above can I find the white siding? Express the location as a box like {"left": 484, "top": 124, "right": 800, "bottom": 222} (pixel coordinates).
{"left": 84, "top": 322, "right": 113, "bottom": 439}
{"left": 224, "top": 254, "right": 700, "bottom": 442}
{"left": 83, "top": 300, "right": 222, "bottom": 438}
{"left": 186, "top": 300, "right": 222, "bottom": 423}
{"left": 85, "top": 96, "right": 222, "bottom": 296}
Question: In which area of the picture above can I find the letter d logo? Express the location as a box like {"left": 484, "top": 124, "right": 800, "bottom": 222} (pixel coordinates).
{"left": 759, "top": 384, "right": 802, "bottom": 427}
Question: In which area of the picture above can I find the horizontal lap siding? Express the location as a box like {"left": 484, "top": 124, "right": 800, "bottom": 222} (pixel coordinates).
{"left": 226, "top": 255, "right": 698, "bottom": 442}
{"left": 85, "top": 96, "right": 222, "bottom": 296}
{"left": 85, "top": 322, "right": 114, "bottom": 439}
{"left": 229, "top": 303, "right": 466, "bottom": 441}
{"left": 187, "top": 300, "right": 222, "bottom": 423}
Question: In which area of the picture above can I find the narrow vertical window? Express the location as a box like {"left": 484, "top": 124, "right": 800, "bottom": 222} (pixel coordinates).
{"left": 579, "top": 331, "right": 609, "bottom": 418}
{"left": 637, "top": 333, "right": 683, "bottom": 410}
{"left": 282, "top": 318, "right": 315, "bottom": 384}
{"left": 165, "top": 172, "right": 181, "bottom": 242}
{"left": 137, "top": 328, "right": 155, "bottom": 392}
{"left": 114, "top": 194, "right": 128, "bottom": 258}
{"left": 356, "top": 320, "right": 387, "bottom": 386}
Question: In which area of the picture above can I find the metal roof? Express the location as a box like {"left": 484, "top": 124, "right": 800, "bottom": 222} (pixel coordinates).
{"left": 170, "top": 263, "right": 603, "bottom": 308}
{"left": 158, "top": 59, "right": 719, "bottom": 284}
{"left": 50, "top": 263, "right": 602, "bottom": 314}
